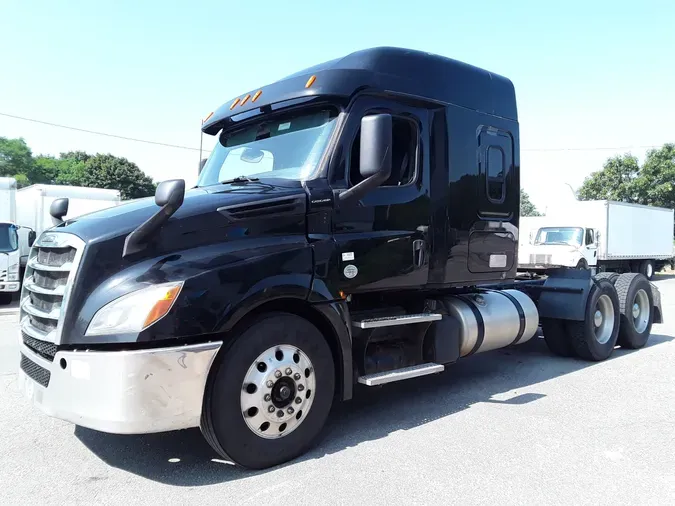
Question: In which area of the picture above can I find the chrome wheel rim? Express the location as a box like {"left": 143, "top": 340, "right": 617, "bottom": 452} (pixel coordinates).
{"left": 632, "top": 289, "right": 650, "bottom": 334}
{"left": 240, "top": 344, "right": 316, "bottom": 439}
{"left": 593, "top": 294, "right": 615, "bottom": 344}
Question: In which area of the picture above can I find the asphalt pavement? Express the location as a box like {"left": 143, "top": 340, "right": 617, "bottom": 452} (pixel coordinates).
{"left": 1, "top": 279, "right": 674, "bottom": 505}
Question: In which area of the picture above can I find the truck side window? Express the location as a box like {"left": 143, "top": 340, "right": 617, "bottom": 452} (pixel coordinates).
{"left": 487, "top": 146, "right": 505, "bottom": 202}
{"left": 585, "top": 228, "right": 595, "bottom": 245}
{"left": 349, "top": 116, "right": 417, "bottom": 186}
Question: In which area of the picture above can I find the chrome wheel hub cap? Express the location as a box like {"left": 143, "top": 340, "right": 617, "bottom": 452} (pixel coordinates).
{"left": 632, "top": 289, "right": 650, "bottom": 334}
{"left": 594, "top": 294, "right": 615, "bottom": 344}
{"left": 240, "top": 344, "right": 316, "bottom": 439}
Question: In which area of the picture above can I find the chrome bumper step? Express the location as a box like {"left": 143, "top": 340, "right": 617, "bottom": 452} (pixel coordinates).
{"left": 352, "top": 312, "right": 442, "bottom": 329}
{"left": 357, "top": 363, "right": 445, "bottom": 386}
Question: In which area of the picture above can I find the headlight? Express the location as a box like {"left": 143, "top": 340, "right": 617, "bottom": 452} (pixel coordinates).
{"left": 85, "top": 281, "right": 183, "bottom": 336}
{"left": 8, "top": 263, "right": 19, "bottom": 281}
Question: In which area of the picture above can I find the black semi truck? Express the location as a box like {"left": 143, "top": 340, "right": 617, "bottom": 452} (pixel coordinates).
{"left": 18, "top": 47, "right": 663, "bottom": 470}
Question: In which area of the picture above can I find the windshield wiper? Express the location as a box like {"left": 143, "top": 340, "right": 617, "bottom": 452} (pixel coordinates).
{"left": 220, "top": 175, "right": 260, "bottom": 184}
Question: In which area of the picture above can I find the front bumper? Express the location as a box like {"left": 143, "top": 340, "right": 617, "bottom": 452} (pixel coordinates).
{"left": 0, "top": 281, "right": 20, "bottom": 292}
{"left": 18, "top": 340, "right": 222, "bottom": 434}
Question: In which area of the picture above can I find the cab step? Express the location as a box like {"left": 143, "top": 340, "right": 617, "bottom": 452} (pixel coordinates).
{"left": 352, "top": 312, "right": 442, "bottom": 329}
{"left": 357, "top": 363, "right": 445, "bottom": 386}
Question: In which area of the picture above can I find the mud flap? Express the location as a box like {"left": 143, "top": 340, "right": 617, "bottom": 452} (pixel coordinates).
{"left": 536, "top": 268, "right": 593, "bottom": 322}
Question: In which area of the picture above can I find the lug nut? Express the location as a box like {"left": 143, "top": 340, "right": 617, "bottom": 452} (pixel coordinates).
{"left": 297, "top": 384, "right": 305, "bottom": 392}
{"left": 264, "top": 394, "right": 271, "bottom": 402}
{"left": 287, "top": 407, "right": 294, "bottom": 414}
{"left": 285, "top": 368, "right": 292, "bottom": 375}
{"left": 295, "top": 397, "right": 302, "bottom": 404}
{"left": 277, "top": 410, "right": 284, "bottom": 418}
{"left": 293, "top": 373, "right": 301, "bottom": 380}
{"left": 266, "top": 380, "right": 274, "bottom": 388}
{"left": 268, "top": 405, "right": 275, "bottom": 413}
{"left": 275, "top": 370, "right": 282, "bottom": 378}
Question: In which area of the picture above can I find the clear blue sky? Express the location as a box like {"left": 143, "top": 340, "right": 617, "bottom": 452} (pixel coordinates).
{"left": 1, "top": 0, "right": 674, "bottom": 210}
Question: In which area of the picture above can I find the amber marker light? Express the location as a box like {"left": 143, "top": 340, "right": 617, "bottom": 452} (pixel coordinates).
{"left": 305, "top": 75, "right": 317, "bottom": 88}
{"left": 252, "top": 90, "right": 262, "bottom": 102}
{"left": 240, "top": 94, "right": 251, "bottom": 106}
{"left": 143, "top": 284, "right": 182, "bottom": 329}
{"left": 230, "top": 98, "right": 240, "bottom": 110}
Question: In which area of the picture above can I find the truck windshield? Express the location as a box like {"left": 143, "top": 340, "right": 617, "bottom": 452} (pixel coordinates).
{"left": 197, "top": 107, "right": 339, "bottom": 186}
{"left": 535, "top": 227, "right": 584, "bottom": 247}
{"left": 0, "top": 224, "right": 18, "bottom": 253}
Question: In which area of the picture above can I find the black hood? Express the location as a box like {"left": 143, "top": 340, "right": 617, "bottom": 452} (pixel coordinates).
{"left": 57, "top": 181, "right": 307, "bottom": 248}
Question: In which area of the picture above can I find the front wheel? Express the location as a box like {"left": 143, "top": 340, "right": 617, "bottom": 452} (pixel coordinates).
{"left": 201, "top": 312, "right": 335, "bottom": 469}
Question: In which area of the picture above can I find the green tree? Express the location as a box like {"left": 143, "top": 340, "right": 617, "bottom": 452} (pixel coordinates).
{"left": 578, "top": 153, "right": 640, "bottom": 202}
{"left": 578, "top": 144, "right": 675, "bottom": 211}
{"left": 80, "top": 153, "right": 156, "bottom": 199}
{"left": 520, "top": 189, "right": 542, "bottom": 217}
{"left": 0, "top": 137, "right": 34, "bottom": 186}
{"left": 631, "top": 144, "right": 675, "bottom": 208}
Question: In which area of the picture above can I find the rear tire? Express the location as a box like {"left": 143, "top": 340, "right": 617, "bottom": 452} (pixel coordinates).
{"left": 615, "top": 273, "right": 653, "bottom": 349}
{"left": 594, "top": 272, "right": 619, "bottom": 284}
{"left": 542, "top": 318, "right": 575, "bottom": 357}
{"left": 568, "top": 278, "right": 620, "bottom": 361}
{"left": 201, "top": 311, "right": 335, "bottom": 469}
{"left": 639, "top": 260, "right": 654, "bottom": 280}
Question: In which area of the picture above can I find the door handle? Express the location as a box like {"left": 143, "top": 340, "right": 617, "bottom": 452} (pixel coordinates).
{"left": 413, "top": 239, "right": 425, "bottom": 268}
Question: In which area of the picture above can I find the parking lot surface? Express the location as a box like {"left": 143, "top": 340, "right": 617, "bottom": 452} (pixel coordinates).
{"left": 1, "top": 279, "right": 674, "bottom": 505}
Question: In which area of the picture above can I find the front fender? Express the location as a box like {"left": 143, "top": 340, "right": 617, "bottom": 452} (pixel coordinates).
{"left": 64, "top": 238, "right": 313, "bottom": 345}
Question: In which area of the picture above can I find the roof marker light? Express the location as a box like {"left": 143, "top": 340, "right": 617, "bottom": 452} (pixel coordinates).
{"left": 305, "top": 75, "right": 316, "bottom": 88}
{"left": 252, "top": 90, "right": 262, "bottom": 102}
{"left": 230, "top": 98, "right": 240, "bottom": 110}
{"left": 203, "top": 111, "right": 214, "bottom": 123}
{"left": 240, "top": 94, "right": 251, "bottom": 106}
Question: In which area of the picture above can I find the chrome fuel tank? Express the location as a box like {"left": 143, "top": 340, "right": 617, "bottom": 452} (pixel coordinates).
{"left": 441, "top": 289, "right": 539, "bottom": 357}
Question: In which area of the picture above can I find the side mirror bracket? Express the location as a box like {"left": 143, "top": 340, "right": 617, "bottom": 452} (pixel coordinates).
{"left": 123, "top": 179, "right": 185, "bottom": 258}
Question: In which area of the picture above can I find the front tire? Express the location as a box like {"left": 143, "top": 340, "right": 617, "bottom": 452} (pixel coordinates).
{"left": 201, "top": 312, "right": 335, "bottom": 469}
{"left": 615, "top": 273, "right": 653, "bottom": 349}
{"left": 568, "top": 278, "right": 621, "bottom": 361}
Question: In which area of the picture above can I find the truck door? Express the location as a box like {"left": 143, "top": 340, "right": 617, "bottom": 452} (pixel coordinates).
{"left": 329, "top": 96, "right": 431, "bottom": 293}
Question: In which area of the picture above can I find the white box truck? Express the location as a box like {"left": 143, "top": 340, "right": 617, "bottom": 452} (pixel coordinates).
{"left": 518, "top": 200, "right": 674, "bottom": 280}
{"left": 16, "top": 184, "right": 122, "bottom": 268}
{"left": 0, "top": 177, "right": 22, "bottom": 304}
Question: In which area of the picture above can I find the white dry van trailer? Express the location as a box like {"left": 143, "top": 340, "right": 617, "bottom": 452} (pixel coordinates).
{"left": 0, "top": 177, "right": 21, "bottom": 303}
{"left": 16, "top": 184, "right": 122, "bottom": 268}
{"left": 518, "top": 200, "right": 674, "bottom": 280}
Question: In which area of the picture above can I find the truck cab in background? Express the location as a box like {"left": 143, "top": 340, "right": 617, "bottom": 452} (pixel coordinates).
{"left": 518, "top": 200, "right": 675, "bottom": 279}
{"left": 17, "top": 47, "right": 665, "bottom": 470}
{"left": 0, "top": 177, "right": 25, "bottom": 304}
{"left": 15, "top": 184, "right": 122, "bottom": 270}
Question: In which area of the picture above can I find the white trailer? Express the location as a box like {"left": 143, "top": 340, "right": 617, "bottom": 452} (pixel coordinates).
{"left": 518, "top": 200, "right": 674, "bottom": 280}
{"left": 0, "top": 178, "right": 21, "bottom": 303}
{"left": 16, "top": 184, "right": 122, "bottom": 267}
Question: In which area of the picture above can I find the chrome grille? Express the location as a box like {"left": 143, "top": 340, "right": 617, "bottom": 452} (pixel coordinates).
{"left": 529, "top": 254, "right": 552, "bottom": 265}
{"left": 37, "top": 247, "right": 77, "bottom": 267}
{"left": 0, "top": 270, "right": 6, "bottom": 281}
{"left": 20, "top": 232, "right": 85, "bottom": 345}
